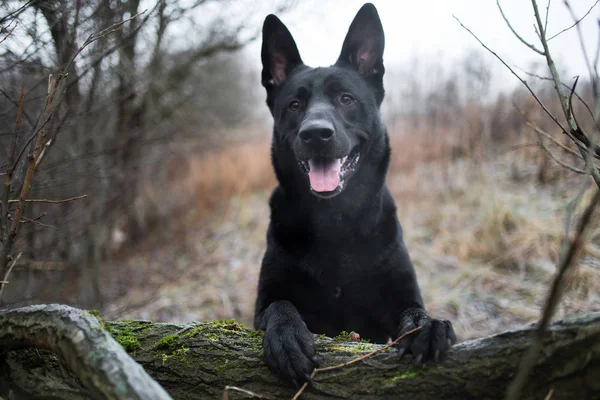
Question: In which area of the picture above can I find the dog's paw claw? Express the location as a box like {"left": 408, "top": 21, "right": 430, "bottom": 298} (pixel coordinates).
{"left": 395, "top": 309, "right": 457, "bottom": 364}
{"left": 262, "top": 321, "right": 316, "bottom": 387}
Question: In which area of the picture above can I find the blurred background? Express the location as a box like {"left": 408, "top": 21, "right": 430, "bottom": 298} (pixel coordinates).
{"left": 1, "top": 0, "right": 599, "bottom": 340}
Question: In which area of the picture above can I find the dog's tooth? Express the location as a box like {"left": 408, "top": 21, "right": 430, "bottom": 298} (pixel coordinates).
{"left": 341, "top": 157, "right": 347, "bottom": 164}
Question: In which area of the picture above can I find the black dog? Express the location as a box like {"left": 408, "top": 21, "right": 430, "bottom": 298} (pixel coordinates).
{"left": 254, "top": 3, "right": 457, "bottom": 387}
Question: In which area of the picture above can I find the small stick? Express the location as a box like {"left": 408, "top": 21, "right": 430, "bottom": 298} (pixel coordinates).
{"left": 291, "top": 371, "right": 317, "bottom": 400}
{"left": 222, "top": 385, "right": 273, "bottom": 400}
{"left": 292, "top": 326, "right": 423, "bottom": 399}
{"left": 318, "top": 326, "right": 423, "bottom": 372}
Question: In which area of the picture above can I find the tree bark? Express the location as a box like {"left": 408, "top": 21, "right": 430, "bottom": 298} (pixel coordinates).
{"left": 1, "top": 305, "right": 599, "bottom": 400}
{"left": 0, "top": 305, "right": 171, "bottom": 400}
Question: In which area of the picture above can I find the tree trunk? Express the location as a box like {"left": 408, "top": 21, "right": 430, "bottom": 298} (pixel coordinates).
{"left": 1, "top": 305, "right": 599, "bottom": 400}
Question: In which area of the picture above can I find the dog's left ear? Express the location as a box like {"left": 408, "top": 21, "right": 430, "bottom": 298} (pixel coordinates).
{"left": 336, "top": 3, "right": 385, "bottom": 84}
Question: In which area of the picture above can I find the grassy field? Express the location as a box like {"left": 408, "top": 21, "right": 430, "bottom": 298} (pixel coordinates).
{"left": 103, "top": 129, "right": 600, "bottom": 341}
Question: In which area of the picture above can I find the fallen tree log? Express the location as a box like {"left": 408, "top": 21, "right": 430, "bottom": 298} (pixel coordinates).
{"left": 0, "top": 305, "right": 599, "bottom": 400}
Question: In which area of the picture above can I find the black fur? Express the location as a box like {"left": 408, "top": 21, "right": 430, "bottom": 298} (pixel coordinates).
{"left": 255, "top": 3, "right": 457, "bottom": 387}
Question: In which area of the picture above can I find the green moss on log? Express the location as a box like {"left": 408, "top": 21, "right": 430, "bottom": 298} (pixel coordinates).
{"left": 104, "top": 320, "right": 153, "bottom": 353}
{"left": 378, "top": 366, "right": 426, "bottom": 385}
{"left": 155, "top": 334, "right": 179, "bottom": 351}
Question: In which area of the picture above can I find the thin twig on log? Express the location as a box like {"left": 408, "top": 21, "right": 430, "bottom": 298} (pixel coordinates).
{"left": 292, "top": 326, "right": 423, "bottom": 399}
{"left": 222, "top": 386, "right": 274, "bottom": 400}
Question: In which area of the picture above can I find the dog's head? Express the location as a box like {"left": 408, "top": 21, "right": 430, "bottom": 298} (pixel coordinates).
{"left": 262, "top": 3, "right": 387, "bottom": 199}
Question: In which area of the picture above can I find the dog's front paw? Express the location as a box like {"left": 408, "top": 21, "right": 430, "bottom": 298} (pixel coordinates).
{"left": 395, "top": 308, "right": 456, "bottom": 363}
{"left": 262, "top": 319, "right": 316, "bottom": 387}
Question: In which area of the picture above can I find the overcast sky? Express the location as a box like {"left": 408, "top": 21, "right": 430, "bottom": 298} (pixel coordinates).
{"left": 248, "top": 0, "right": 599, "bottom": 95}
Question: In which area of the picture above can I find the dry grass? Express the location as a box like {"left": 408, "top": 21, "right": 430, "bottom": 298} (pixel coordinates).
{"left": 185, "top": 143, "right": 275, "bottom": 219}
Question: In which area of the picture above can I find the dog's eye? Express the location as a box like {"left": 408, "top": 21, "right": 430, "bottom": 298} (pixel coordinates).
{"left": 288, "top": 100, "right": 300, "bottom": 111}
{"left": 340, "top": 94, "right": 354, "bottom": 105}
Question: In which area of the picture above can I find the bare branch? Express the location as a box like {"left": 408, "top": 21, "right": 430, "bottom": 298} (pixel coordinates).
{"left": 0, "top": 252, "right": 21, "bottom": 303}
{"left": 527, "top": 121, "right": 584, "bottom": 159}
{"left": 453, "top": 15, "right": 571, "bottom": 136}
{"left": 594, "top": 23, "right": 600, "bottom": 75}
{"left": 536, "top": 134, "right": 588, "bottom": 173}
{"left": 513, "top": 102, "right": 588, "bottom": 170}
{"left": 515, "top": 66, "right": 599, "bottom": 127}
{"left": 456, "top": 5, "right": 600, "bottom": 187}
{"left": 544, "top": 0, "right": 552, "bottom": 33}
{"left": 62, "top": 9, "right": 148, "bottom": 75}
{"left": 532, "top": 0, "right": 572, "bottom": 125}
{"left": 8, "top": 74, "right": 60, "bottom": 241}
{"left": 7, "top": 194, "right": 87, "bottom": 204}
{"left": 497, "top": 0, "right": 545, "bottom": 55}
{"left": 11, "top": 214, "right": 58, "bottom": 230}
{"left": 547, "top": 0, "right": 600, "bottom": 41}
{"left": 0, "top": 1, "right": 34, "bottom": 24}
{"left": 0, "top": 88, "right": 36, "bottom": 127}
{"left": 0, "top": 20, "right": 17, "bottom": 45}
{"left": 0, "top": 87, "right": 24, "bottom": 277}
{"left": 564, "top": 1, "right": 598, "bottom": 92}
{"left": 530, "top": 0, "right": 600, "bottom": 187}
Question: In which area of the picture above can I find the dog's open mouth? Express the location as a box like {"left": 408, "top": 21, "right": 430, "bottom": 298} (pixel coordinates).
{"left": 298, "top": 146, "right": 360, "bottom": 196}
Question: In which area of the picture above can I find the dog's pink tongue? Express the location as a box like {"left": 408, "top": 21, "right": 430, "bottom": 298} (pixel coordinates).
{"left": 308, "top": 159, "right": 341, "bottom": 192}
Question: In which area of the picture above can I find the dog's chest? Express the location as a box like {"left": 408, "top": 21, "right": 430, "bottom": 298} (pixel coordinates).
{"left": 288, "top": 268, "right": 387, "bottom": 341}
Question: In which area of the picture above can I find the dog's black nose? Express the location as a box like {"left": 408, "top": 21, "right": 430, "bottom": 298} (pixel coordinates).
{"left": 299, "top": 120, "right": 335, "bottom": 148}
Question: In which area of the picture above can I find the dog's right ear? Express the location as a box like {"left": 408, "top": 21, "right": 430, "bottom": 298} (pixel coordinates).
{"left": 261, "top": 15, "right": 303, "bottom": 93}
